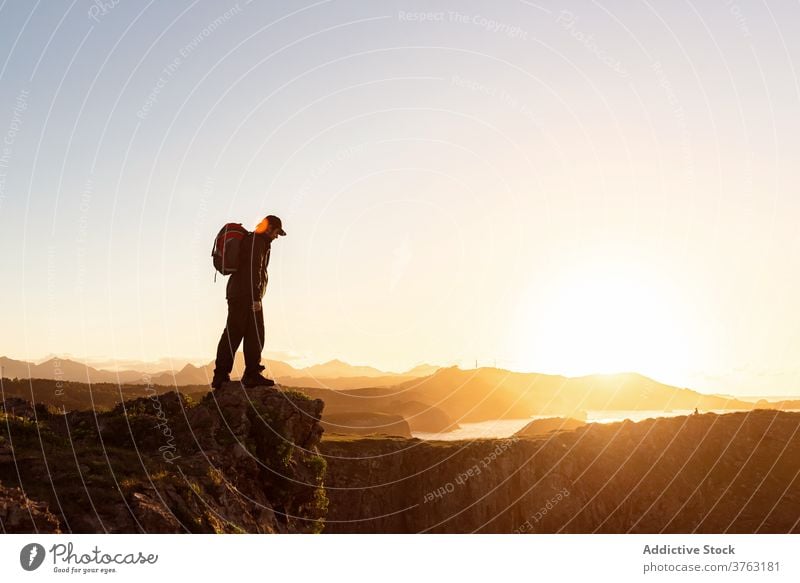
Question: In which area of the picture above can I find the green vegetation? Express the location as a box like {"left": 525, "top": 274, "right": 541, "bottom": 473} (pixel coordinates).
{"left": 281, "top": 389, "right": 313, "bottom": 402}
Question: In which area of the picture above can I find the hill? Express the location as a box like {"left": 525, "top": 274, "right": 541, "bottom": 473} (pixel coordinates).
{"left": 390, "top": 367, "right": 758, "bottom": 422}
{"left": 321, "top": 412, "right": 411, "bottom": 438}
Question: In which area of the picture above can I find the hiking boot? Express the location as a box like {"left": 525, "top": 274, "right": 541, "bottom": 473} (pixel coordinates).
{"left": 211, "top": 372, "right": 230, "bottom": 389}
{"left": 241, "top": 373, "right": 276, "bottom": 388}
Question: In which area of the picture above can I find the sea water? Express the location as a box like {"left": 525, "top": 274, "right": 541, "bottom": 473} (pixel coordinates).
{"left": 410, "top": 408, "right": 800, "bottom": 441}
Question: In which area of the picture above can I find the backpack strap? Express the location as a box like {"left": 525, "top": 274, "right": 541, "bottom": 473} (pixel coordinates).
{"left": 212, "top": 238, "right": 217, "bottom": 283}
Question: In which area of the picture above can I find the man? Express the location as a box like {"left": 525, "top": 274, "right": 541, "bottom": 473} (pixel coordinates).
{"left": 212, "top": 214, "right": 286, "bottom": 389}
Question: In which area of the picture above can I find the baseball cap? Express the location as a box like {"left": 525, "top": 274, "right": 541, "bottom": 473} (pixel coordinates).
{"left": 265, "top": 215, "right": 287, "bottom": 236}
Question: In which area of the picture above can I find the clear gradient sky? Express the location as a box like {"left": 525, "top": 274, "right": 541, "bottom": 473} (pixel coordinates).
{"left": 1, "top": 1, "right": 799, "bottom": 396}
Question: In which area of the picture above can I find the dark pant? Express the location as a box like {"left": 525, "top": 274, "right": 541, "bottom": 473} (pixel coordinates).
{"left": 214, "top": 297, "right": 265, "bottom": 378}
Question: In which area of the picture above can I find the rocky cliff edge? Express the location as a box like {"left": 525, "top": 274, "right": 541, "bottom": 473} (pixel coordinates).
{"left": 0, "top": 382, "right": 327, "bottom": 533}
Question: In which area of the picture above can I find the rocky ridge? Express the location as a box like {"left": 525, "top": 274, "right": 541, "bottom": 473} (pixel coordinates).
{"left": 321, "top": 410, "right": 800, "bottom": 533}
{"left": 0, "top": 382, "right": 327, "bottom": 533}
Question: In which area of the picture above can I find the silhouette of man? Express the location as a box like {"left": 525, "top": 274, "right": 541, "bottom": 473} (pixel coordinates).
{"left": 212, "top": 215, "right": 286, "bottom": 389}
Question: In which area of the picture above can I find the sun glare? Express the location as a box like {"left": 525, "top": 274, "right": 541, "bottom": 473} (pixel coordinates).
{"left": 515, "top": 264, "right": 690, "bottom": 380}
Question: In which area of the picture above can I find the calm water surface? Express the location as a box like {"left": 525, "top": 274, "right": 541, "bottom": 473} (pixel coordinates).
{"left": 410, "top": 408, "right": 799, "bottom": 441}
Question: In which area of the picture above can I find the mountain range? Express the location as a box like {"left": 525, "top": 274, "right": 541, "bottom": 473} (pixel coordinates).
{"left": 3, "top": 359, "right": 796, "bottom": 439}
{"left": 0, "top": 355, "right": 439, "bottom": 388}
{"left": 387, "top": 366, "right": 762, "bottom": 422}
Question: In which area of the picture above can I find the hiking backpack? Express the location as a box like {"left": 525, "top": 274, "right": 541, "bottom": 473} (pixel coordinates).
{"left": 211, "top": 223, "right": 249, "bottom": 281}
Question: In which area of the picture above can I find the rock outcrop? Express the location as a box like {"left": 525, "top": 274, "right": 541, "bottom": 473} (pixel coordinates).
{"left": 514, "top": 416, "right": 586, "bottom": 437}
{"left": 391, "top": 400, "right": 459, "bottom": 433}
{"left": 0, "top": 482, "right": 61, "bottom": 533}
{"left": 321, "top": 410, "right": 800, "bottom": 533}
{"left": 0, "top": 383, "right": 327, "bottom": 533}
{"left": 321, "top": 412, "right": 412, "bottom": 438}
{"left": 292, "top": 386, "right": 459, "bottom": 434}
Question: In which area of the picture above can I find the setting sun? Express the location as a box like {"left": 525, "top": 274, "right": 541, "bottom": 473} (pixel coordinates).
{"left": 514, "top": 261, "right": 690, "bottom": 380}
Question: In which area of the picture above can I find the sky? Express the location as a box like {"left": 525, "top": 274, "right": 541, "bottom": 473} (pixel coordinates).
{"left": 1, "top": 0, "right": 799, "bottom": 396}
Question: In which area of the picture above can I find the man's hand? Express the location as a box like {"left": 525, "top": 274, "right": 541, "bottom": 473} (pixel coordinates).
{"left": 252, "top": 301, "right": 262, "bottom": 312}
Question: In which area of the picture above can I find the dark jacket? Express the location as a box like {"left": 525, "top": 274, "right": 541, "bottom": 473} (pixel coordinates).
{"left": 226, "top": 231, "right": 271, "bottom": 300}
